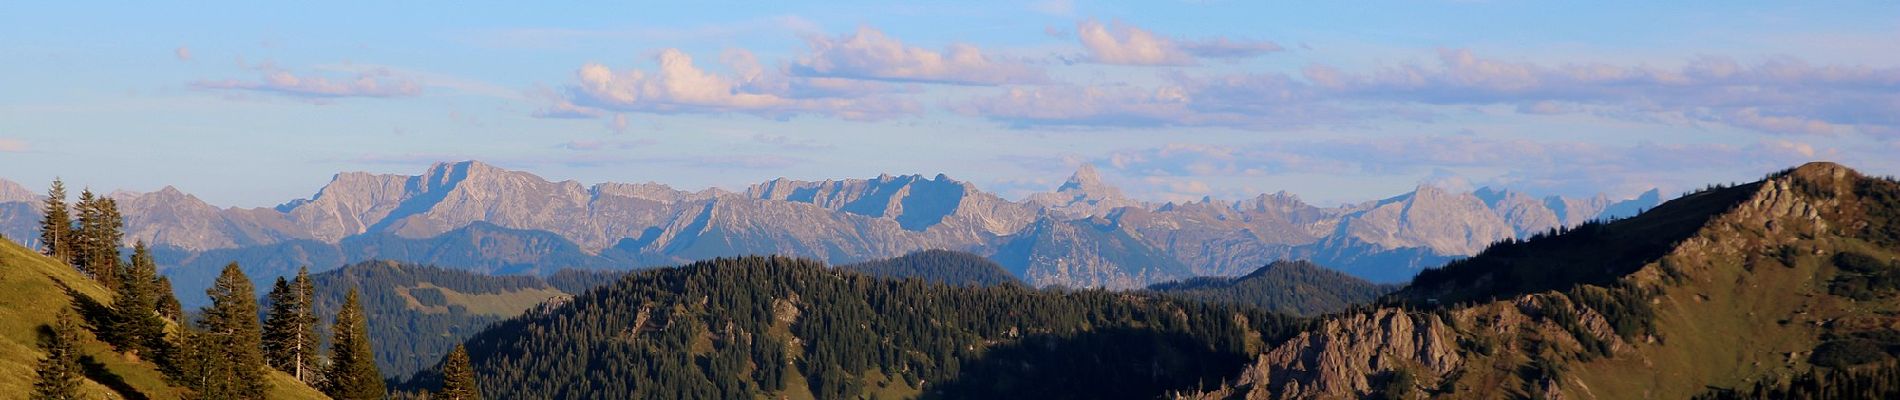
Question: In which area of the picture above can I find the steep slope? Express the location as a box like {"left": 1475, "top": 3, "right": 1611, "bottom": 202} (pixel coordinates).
{"left": 1148, "top": 260, "right": 1396, "bottom": 316}
{"left": 1027, "top": 164, "right": 1147, "bottom": 219}
{"left": 306, "top": 261, "right": 579, "bottom": 379}
{"left": 3, "top": 161, "right": 1663, "bottom": 302}
{"left": 992, "top": 215, "right": 1195, "bottom": 289}
{"left": 839, "top": 249, "right": 1022, "bottom": 287}
{"left": 438, "top": 256, "right": 1310, "bottom": 400}
{"left": 0, "top": 238, "right": 327, "bottom": 399}
{"left": 1194, "top": 162, "right": 1900, "bottom": 399}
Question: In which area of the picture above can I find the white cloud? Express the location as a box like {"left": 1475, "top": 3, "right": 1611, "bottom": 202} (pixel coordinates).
{"left": 558, "top": 48, "right": 918, "bottom": 120}
{"left": 0, "top": 138, "right": 27, "bottom": 153}
{"left": 1075, "top": 19, "right": 1282, "bottom": 66}
{"left": 791, "top": 27, "right": 1047, "bottom": 85}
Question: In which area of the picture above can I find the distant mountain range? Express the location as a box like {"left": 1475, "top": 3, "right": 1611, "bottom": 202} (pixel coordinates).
{"left": 0, "top": 161, "right": 1659, "bottom": 305}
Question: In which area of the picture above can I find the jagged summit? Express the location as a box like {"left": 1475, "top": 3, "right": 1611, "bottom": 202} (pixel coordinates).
{"left": 1028, "top": 164, "right": 1144, "bottom": 219}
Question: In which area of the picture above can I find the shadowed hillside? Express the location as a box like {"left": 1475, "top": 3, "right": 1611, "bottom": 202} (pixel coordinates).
{"left": 1148, "top": 260, "right": 1396, "bottom": 316}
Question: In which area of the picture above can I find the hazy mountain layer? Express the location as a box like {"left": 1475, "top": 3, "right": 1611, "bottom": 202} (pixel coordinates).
{"left": 0, "top": 161, "right": 1660, "bottom": 304}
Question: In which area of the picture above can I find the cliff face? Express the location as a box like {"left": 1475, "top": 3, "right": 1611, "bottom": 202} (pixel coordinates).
{"left": 1, "top": 162, "right": 1659, "bottom": 293}
{"left": 1197, "top": 162, "right": 1887, "bottom": 400}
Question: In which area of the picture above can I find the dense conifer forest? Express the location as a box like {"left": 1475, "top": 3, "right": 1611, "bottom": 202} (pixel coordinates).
{"left": 1146, "top": 260, "right": 1395, "bottom": 316}
{"left": 839, "top": 249, "right": 1022, "bottom": 287}
{"left": 437, "top": 255, "right": 1310, "bottom": 399}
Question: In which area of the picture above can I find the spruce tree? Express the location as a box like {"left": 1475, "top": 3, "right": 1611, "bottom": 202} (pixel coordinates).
{"left": 194, "top": 263, "right": 271, "bottom": 399}
{"left": 72, "top": 190, "right": 123, "bottom": 290}
{"left": 105, "top": 242, "right": 165, "bottom": 356}
{"left": 32, "top": 309, "right": 84, "bottom": 400}
{"left": 437, "top": 344, "right": 481, "bottom": 400}
{"left": 264, "top": 267, "right": 319, "bottom": 383}
{"left": 326, "top": 288, "right": 386, "bottom": 399}
{"left": 37, "top": 179, "right": 74, "bottom": 265}
{"left": 155, "top": 276, "right": 183, "bottom": 321}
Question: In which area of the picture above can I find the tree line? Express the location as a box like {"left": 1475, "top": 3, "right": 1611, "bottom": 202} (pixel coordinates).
{"left": 27, "top": 178, "right": 479, "bottom": 400}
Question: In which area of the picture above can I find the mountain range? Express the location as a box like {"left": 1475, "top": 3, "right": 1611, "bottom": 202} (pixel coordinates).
{"left": 0, "top": 161, "right": 1660, "bottom": 305}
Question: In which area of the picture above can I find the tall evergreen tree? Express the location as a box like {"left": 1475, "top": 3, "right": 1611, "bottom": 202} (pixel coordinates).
{"left": 71, "top": 190, "right": 123, "bottom": 290}
{"left": 264, "top": 266, "right": 320, "bottom": 383}
{"left": 326, "top": 288, "right": 386, "bottom": 399}
{"left": 437, "top": 344, "right": 481, "bottom": 400}
{"left": 191, "top": 263, "right": 271, "bottom": 399}
{"left": 105, "top": 242, "right": 165, "bottom": 356}
{"left": 155, "top": 275, "right": 184, "bottom": 322}
{"left": 32, "top": 309, "right": 84, "bottom": 400}
{"left": 37, "top": 179, "right": 74, "bottom": 265}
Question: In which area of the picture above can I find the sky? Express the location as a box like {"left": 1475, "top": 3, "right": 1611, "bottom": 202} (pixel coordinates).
{"left": 3, "top": 1, "right": 1898, "bottom": 208}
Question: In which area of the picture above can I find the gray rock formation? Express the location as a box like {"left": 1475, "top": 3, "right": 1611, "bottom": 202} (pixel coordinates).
{"left": 0, "top": 162, "right": 1662, "bottom": 297}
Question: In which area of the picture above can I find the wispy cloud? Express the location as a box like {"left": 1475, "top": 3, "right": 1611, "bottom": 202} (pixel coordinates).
{"left": 0, "top": 138, "right": 27, "bottom": 153}
{"left": 1099, "top": 136, "right": 1831, "bottom": 197}
{"left": 1306, "top": 49, "right": 1900, "bottom": 135}
{"left": 791, "top": 26, "right": 1047, "bottom": 85}
{"left": 173, "top": 46, "right": 192, "bottom": 62}
{"left": 192, "top": 63, "right": 422, "bottom": 100}
{"left": 1075, "top": 19, "right": 1282, "bottom": 66}
{"left": 968, "top": 48, "right": 1900, "bottom": 135}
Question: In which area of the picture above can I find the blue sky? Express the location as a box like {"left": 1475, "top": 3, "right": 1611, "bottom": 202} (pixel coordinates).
{"left": 3, "top": 1, "right": 1898, "bottom": 207}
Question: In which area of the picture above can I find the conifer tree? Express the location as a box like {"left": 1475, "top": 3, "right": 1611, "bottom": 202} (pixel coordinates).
{"left": 72, "top": 190, "right": 123, "bottom": 290}
{"left": 192, "top": 263, "right": 271, "bottom": 399}
{"left": 326, "top": 288, "right": 386, "bottom": 399}
{"left": 437, "top": 344, "right": 481, "bottom": 400}
{"left": 37, "top": 179, "right": 74, "bottom": 265}
{"left": 105, "top": 242, "right": 165, "bottom": 356}
{"left": 155, "top": 276, "right": 183, "bottom": 321}
{"left": 32, "top": 309, "right": 84, "bottom": 400}
{"left": 264, "top": 266, "right": 320, "bottom": 383}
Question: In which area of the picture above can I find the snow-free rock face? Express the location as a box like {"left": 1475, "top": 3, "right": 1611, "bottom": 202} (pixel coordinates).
{"left": 2, "top": 160, "right": 1660, "bottom": 292}
{"left": 0, "top": 179, "right": 35, "bottom": 204}
{"left": 1334, "top": 185, "right": 1518, "bottom": 256}
{"left": 1028, "top": 164, "right": 1147, "bottom": 219}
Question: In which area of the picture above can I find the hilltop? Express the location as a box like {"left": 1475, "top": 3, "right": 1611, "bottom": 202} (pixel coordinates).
{"left": 1190, "top": 162, "right": 1900, "bottom": 399}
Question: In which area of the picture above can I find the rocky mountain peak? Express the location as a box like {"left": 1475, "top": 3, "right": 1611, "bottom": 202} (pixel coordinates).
{"left": 0, "top": 179, "right": 36, "bottom": 203}
{"left": 1029, "top": 164, "right": 1144, "bottom": 219}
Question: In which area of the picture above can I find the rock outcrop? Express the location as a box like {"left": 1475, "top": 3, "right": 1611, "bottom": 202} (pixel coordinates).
{"left": 1195, "top": 162, "right": 1886, "bottom": 400}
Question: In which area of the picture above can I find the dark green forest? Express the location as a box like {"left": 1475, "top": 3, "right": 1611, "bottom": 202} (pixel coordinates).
{"left": 839, "top": 249, "right": 1021, "bottom": 287}
{"left": 1146, "top": 260, "right": 1394, "bottom": 316}
{"left": 433, "top": 256, "right": 1310, "bottom": 400}
{"left": 307, "top": 261, "right": 596, "bottom": 379}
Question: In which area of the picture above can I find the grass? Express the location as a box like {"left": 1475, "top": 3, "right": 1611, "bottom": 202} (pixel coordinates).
{"left": 395, "top": 281, "right": 569, "bottom": 316}
{"left": 0, "top": 238, "right": 330, "bottom": 399}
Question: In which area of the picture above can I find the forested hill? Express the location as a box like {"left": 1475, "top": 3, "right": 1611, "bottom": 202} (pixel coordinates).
{"left": 1147, "top": 260, "right": 1395, "bottom": 316}
{"left": 430, "top": 255, "right": 1310, "bottom": 399}
{"left": 839, "top": 249, "right": 1021, "bottom": 287}
{"left": 306, "top": 261, "right": 623, "bottom": 379}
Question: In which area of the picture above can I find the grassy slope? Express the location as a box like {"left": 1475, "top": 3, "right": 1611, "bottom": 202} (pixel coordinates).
{"left": 1563, "top": 169, "right": 1900, "bottom": 398}
{"left": 395, "top": 281, "right": 569, "bottom": 316}
{"left": 0, "top": 239, "right": 327, "bottom": 399}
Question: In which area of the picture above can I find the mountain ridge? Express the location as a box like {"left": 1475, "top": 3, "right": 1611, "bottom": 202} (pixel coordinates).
{"left": 0, "top": 161, "right": 1664, "bottom": 304}
{"left": 1189, "top": 161, "right": 1900, "bottom": 399}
